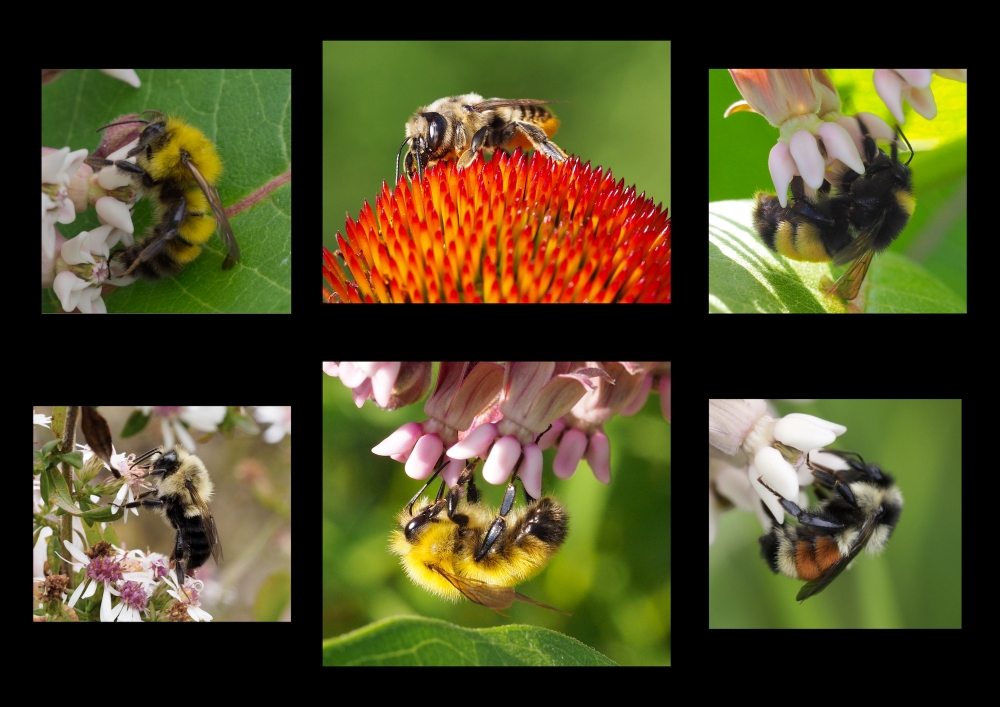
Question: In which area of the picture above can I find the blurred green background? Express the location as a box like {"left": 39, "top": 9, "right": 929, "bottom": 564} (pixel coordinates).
{"left": 322, "top": 42, "right": 671, "bottom": 261}
{"left": 710, "top": 399, "right": 961, "bottom": 627}
{"left": 708, "top": 69, "right": 967, "bottom": 303}
{"left": 41, "top": 69, "right": 291, "bottom": 313}
{"left": 322, "top": 368, "right": 671, "bottom": 665}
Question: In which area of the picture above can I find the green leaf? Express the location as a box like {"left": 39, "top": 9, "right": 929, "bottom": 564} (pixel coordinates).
{"left": 709, "top": 199, "right": 965, "bottom": 312}
{"left": 323, "top": 616, "right": 617, "bottom": 666}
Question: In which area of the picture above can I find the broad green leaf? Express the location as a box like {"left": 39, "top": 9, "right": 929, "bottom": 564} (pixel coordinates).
{"left": 324, "top": 615, "right": 616, "bottom": 666}
{"left": 709, "top": 200, "right": 964, "bottom": 313}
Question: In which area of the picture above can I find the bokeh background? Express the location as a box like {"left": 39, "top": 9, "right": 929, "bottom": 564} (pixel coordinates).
{"left": 710, "top": 399, "right": 961, "bottom": 627}
{"left": 322, "top": 367, "right": 671, "bottom": 665}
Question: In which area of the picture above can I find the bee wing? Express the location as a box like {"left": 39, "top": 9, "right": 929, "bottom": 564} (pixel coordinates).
{"left": 182, "top": 155, "right": 241, "bottom": 270}
{"left": 512, "top": 591, "right": 571, "bottom": 616}
{"left": 466, "top": 98, "right": 557, "bottom": 113}
{"left": 828, "top": 250, "right": 874, "bottom": 300}
{"left": 429, "top": 563, "right": 516, "bottom": 615}
{"left": 429, "top": 564, "right": 568, "bottom": 615}
{"left": 826, "top": 214, "right": 886, "bottom": 299}
{"left": 795, "top": 506, "right": 885, "bottom": 601}
{"left": 187, "top": 481, "right": 224, "bottom": 564}
{"left": 831, "top": 213, "right": 886, "bottom": 266}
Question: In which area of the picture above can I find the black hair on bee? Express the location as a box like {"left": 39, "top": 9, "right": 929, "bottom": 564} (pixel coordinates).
{"left": 752, "top": 116, "right": 915, "bottom": 299}
{"left": 757, "top": 449, "right": 902, "bottom": 601}
{"left": 123, "top": 445, "right": 223, "bottom": 593}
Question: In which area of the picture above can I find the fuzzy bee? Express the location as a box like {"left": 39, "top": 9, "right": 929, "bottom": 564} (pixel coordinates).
{"left": 396, "top": 93, "right": 568, "bottom": 183}
{"left": 758, "top": 449, "right": 902, "bottom": 601}
{"left": 123, "top": 445, "right": 223, "bottom": 593}
{"left": 752, "top": 116, "right": 915, "bottom": 299}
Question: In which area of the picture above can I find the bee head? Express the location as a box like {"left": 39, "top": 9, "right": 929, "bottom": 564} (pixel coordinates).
{"left": 397, "top": 111, "right": 449, "bottom": 183}
{"left": 150, "top": 449, "right": 181, "bottom": 477}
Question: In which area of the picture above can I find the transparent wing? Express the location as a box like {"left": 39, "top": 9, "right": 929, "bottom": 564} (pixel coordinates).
{"left": 428, "top": 564, "right": 568, "bottom": 615}
{"left": 832, "top": 210, "right": 887, "bottom": 266}
{"left": 183, "top": 155, "right": 241, "bottom": 270}
{"left": 466, "top": 98, "right": 557, "bottom": 112}
{"left": 187, "top": 480, "right": 223, "bottom": 564}
{"left": 828, "top": 250, "right": 875, "bottom": 300}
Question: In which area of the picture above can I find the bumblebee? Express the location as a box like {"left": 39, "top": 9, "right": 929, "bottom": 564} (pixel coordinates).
{"left": 752, "top": 117, "right": 915, "bottom": 299}
{"left": 390, "top": 456, "right": 569, "bottom": 615}
{"left": 396, "top": 93, "right": 568, "bottom": 183}
{"left": 758, "top": 450, "right": 902, "bottom": 601}
{"left": 123, "top": 445, "right": 223, "bottom": 592}
{"left": 87, "top": 110, "right": 240, "bottom": 280}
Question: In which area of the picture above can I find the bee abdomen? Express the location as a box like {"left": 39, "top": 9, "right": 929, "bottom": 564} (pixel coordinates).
{"left": 752, "top": 193, "right": 850, "bottom": 262}
{"left": 177, "top": 515, "right": 214, "bottom": 571}
{"left": 793, "top": 536, "right": 841, "bottom": 580}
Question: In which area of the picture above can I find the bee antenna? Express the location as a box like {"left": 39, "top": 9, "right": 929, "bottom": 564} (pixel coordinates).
{"left": 94, "top": 117, "right": 150, "bottom": 133}
{"left": 894, "top": 124, "right": 914, "bottom": 166}
{"left": 395, "top": 137, "right": 411, "bottom": 187}
{"left": 405, "top": 453, "right": 451, "bottom": 515}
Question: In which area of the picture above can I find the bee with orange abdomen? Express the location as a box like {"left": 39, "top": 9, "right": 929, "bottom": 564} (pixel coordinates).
{"left": 757, "top": 449, "right": 902, "bottom": 601}
{"left": 396, "top": 93, "right": 568, "bottom": 183}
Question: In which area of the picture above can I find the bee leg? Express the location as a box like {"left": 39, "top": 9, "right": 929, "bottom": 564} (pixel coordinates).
{"left": 85, "top": 156, "right": 156, "bottom": 189}
{"left": 446, "top": 458, "right": 480, "bottom": 518}
{"left": 511, "top": 122, "right": 567, "bottom": 162}
{"left": 469, "top": 125, "right": 490, "bottom": 154}
{"left": 405, "top": 454, "right": 451, "bottom": 514}
{"left": 472, "top": 470, "right": 526, "bottom": 561}
{"left": 475, "top": 425, "right": 552, "bottom": 562}
{"left": 756, "top": 477, "right": 844, "bottom": 529}
{"left": 473, "top": 424, "right": 551, "bottom": 561}
{"left": 173, "top": 530, "right": 193, "bottom": 598}
{"left": 805, "top": 452, "right": 859, "bottom": 507}
{"left": 174, "top": 530, "right": 187, "bottom": 587}
{"left": 455, "top": 125, "right": 498, "bottom": 169}
{"left": 84, "top": 156, "right": 114, "bottom": 170}
{"left": 122, "top": 496, "right": 164, "bottom": 510}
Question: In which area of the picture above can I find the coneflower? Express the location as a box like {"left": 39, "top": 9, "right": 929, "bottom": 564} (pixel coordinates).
{"left": 323, "top": 150, "right": 670, "bottom": 303}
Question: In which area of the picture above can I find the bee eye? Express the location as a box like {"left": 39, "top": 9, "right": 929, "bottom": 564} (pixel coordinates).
{"left": 404, "top": 517, "right": 423, "bottom": 540}
{"left": 425, "top": 113, "right": 446, "bottom": 151}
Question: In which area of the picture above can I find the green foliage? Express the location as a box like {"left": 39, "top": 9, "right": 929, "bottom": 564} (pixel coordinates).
{"left": 324, "top": 616, "right": 617, "bottom": 666}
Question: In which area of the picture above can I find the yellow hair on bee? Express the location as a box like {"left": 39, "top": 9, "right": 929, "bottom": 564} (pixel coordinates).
{"left": 389, "top": 495, "right": 567, "bottom": 603}
{"left": 152, "top": 186, "right": 217, "bottom": 265}
{"left": 144, "top": 117, "right": 223, "bottom": 185}
{"left": 390, "top": 505, "right": 468, "bottom": 602}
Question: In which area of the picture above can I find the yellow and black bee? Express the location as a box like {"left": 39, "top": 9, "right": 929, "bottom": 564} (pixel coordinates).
{"left": 87, "top": 110, "right": 240, "bottom": 281}
{"left": 753, "top": 117, "right": 915, "bottom": 300}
